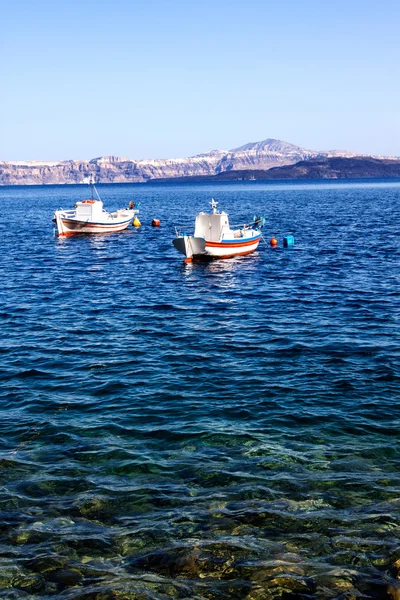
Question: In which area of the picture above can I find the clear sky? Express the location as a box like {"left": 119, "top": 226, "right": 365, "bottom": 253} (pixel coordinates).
{"left": 1, "top": 0, "right": 399, "bottom": 160}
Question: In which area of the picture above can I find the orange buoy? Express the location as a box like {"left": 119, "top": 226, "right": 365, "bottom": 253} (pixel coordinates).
{"left": 184, "top": 257, "right": 193, "bottom": 264}
{"left": 152, "top": 219, "right": 161, "bottom": 227}
{"left": 270, "top": 237, "right": 278, "bottom": 247}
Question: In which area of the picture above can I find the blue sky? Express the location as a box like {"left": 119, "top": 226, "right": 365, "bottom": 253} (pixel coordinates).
{"left": 1, "top": 0, "right": 399, "bottom": 160}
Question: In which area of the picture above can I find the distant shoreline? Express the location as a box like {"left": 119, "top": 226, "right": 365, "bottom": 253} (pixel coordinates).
{"left": 2, "top": 157, "right": 400, "bottom": 187}
{"left": 146, "top": 157, "right": 400, "bottom": 184}
{"left": 2, "top": 176, "right": 400, "bottom": 189}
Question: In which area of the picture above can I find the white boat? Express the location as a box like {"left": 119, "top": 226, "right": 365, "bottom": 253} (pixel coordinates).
{"left": 53, "top": 178, "right": 138, "bottom": 237}
{"left": 173, "top": 199, "right": 265, "bottom": 262}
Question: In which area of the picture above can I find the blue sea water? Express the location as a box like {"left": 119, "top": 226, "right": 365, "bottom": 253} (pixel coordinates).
{"left": 0, "top": 180, "right": 399, "bottom": 599}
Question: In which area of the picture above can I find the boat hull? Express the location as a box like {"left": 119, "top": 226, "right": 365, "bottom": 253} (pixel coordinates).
{"left": 173, "top": 234, "right": 261, "bottom": 260}
{"left": 54, "top": 213, "right": 135, "bottom": 237}
{"left": 204, "top": 236, "right": 261, "bottom": 259}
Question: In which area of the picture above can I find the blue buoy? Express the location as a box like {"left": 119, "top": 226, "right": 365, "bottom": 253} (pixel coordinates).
{"left": 283, "top": 235, "right": 294, "bottom": 248}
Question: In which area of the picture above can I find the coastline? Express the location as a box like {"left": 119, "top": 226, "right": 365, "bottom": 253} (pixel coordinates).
{"left": 2, "top": 176, "right": 400, "bottom": 189}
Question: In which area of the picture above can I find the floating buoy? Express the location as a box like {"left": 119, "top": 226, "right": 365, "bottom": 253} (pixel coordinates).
{"left": 270, "top": 237, "right": 278, "bottom": 247}
{"left": 283, "top": 235, "right": 295, "bottom": 248}
{"left": 152, "top": 219, "right": 161, "bottom": 227}
{"left": 184, "top": 257, "right": 193, "bottom": 264}
{"left": 133, "top": 217, "right": 141, "bottom": 228}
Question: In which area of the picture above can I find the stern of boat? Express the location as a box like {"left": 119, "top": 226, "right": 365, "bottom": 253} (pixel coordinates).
{"left": 172, "top": 235, "right": 207, "bottom": 259}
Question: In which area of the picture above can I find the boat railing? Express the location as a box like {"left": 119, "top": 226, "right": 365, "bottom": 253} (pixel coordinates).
{"left": 174, "top": 225, "right": 195, "bottom": 238}
{"left": 59, "top": 209, "right": 75, "bottom": 217}
{"left": 230, "top": 217, "right": 264, "bottom": 230}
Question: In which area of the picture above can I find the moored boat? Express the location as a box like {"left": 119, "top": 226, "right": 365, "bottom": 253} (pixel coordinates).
{"left": 53, "top": 178, "right": 139, "bottom": 237}
{"left": 173, "top": 199, "right": 265, "bottom": 261}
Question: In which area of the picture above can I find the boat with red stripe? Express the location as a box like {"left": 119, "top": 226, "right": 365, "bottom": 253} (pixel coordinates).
{"left": 173, "top": 199, "right": 265, "bottom": 262}
{"left": 53, "top": 176, "right": 138, "bottom": 237}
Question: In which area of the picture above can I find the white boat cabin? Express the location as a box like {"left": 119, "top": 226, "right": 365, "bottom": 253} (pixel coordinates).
{"left": 75, "top": 200, "right": 104, "bottom": 221}
{"left": 194, "top": 211, "right": 231, "bottom": 242}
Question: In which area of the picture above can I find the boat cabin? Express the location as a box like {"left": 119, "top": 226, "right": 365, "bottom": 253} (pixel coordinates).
{"left": 75, "top": 200, "right": 104, "bottom": 221}
{"left": 194, "top": 211, "right": 231, "bottom": 242}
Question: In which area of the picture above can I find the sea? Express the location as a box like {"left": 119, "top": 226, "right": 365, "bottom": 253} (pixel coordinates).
{"left": 0, "top": 180, "right": 399, "bottom": 600}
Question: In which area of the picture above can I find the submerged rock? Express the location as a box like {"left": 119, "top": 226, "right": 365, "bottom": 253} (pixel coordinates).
{"left": 45, "top": 567, "right": 84, "bottom": 587}
{"left": 11, "top": 573, "right": 44, "bottom": 594}
{"left": 8, "top": 528, "right": 50, "bottom": 546}
{"left": 127, "top": 548, "right": 200, "bottom": 578}
{"left": 0, "top": 568, "right": 18, "bottom": 589}
{"left": 392, "top": 556, "right": 400, "bottom": 578}
{"left": 24, "top": 555, "right": 66, "bottom": 573}
{"left": 315, "top": 568, "right": 358, "bottom": 596}
{"left": 388, "top": 584, "right": 400, "bottom": 600}
{"left": 126, "top": 542, "right": 258, "bottom": 580}
{"left": 74, "top": 496, "right": 116, "bottom": 522}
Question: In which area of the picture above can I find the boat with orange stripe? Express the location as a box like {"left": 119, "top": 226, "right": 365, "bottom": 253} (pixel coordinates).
{"left": 172, "top": 199, "right": 265, "bottom": 262}
{"left": 53, "top": 176, "right": 138, "bottom": 237}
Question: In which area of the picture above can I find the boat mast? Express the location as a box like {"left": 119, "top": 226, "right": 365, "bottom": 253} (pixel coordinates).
{"left": 90, "top": 175, "right": 94, "bottom": 200}
{"left": 88, "top": 174, "right": 101, "bottom": 201}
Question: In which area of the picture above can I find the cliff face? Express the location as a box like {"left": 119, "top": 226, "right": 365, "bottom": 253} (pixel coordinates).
{"left": 0, "top": 139, "right": 379, "bottom": 185}
{"left": 150, "top": 157, "right": 400, "bottom": 183}
{"left": 264, "top": 157, "right": 400, "bottom": 180}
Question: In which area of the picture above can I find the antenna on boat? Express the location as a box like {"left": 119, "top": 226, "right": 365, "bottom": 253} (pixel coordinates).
{"left": 88, "top": 174, "right": 101, "bottom": 201}
{"left": 210, "top": 198, "right": 218, "bottom": 214}
{"left": 88, "top": 175, "right": 95, "bottom": 200}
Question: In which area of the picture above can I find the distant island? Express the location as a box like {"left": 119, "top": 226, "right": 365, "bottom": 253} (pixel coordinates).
{"left": 1, "top": 139, "right": 399, "bottom": 185}
{"left": 148, "top": 157, "right": 400, "bottom": 183}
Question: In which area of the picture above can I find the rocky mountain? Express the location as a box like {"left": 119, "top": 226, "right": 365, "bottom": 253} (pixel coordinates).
{"left": 150, "top": 157, "right": 400, "bottom": 183}
{"left": 0, "top": 139, "right": 391, "bottom": 185}
{"left": 264, "top": 156, "right": 400, "bottom": 180}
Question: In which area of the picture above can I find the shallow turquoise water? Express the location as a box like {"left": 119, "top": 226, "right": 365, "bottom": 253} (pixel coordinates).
{"left": 0, "top": 180, "right": 399, "bottom": 599}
